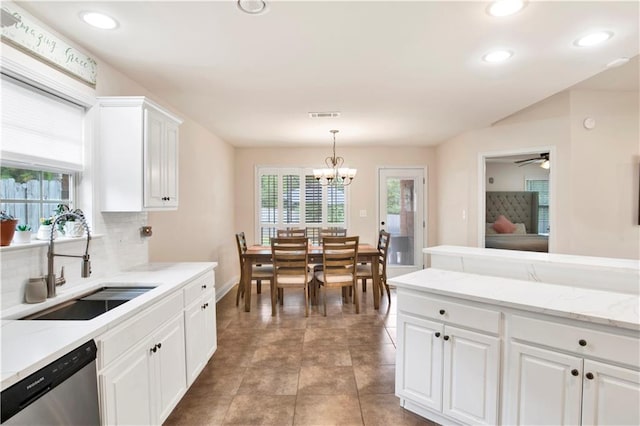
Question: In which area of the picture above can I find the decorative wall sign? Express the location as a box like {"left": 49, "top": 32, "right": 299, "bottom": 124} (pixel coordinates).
{"left": 1, "top": 4, "right": 97, "bottom": 86}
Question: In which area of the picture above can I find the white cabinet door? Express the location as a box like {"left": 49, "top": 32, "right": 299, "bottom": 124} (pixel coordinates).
{"left": 506, "top": 342, "right": 582, "bottom": 426}
{"left": 184, "top": 300, "right": 206, "bottom": 386}
{"left": 163, "top": 120, "right": 179, "bottom": 208}
{"left": 203, "top": 291, "right": 217, "bottom": 359}
{"left": 153, "top": 315, "right": 187, "bottom": 424}
{"left": 144, "top": 107, "right": 166, "bottom": 209}
{"left": 144, "top": 107, "right": 178, "bottom": 209}
{"left": 100, "top": 345, "right": 153, "bottom": 426}
{"left": 582, "top": 359, "right": 640, "bottom": 426}
{"left": 442, "top": 326, "right": 500, "bottom": 425}
{"left": 396, "top": 314, "right": 443, "bottom": 411}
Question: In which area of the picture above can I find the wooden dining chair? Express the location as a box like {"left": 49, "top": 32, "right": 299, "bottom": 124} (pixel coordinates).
{"left": 314, "top": 236, "right": 359, "bottom": 316}
{"left": 357, "top": 230, "right": 391, "bottom": 305}
{"left": 270, "top": 237, "right": 311, "bottom": 316}
{"left": 235, "top": 232, "right": 273, "bottom": 306}
{"left": 277, "top": 228, "right": 307, "bottom": 237}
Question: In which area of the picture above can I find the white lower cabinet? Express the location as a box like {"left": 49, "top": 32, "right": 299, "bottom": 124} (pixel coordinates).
{"left": 506, "top": 341, "right": 583, "bottom": 425}
{"left": 396, "top": 290, "right": 501, "bottom": 425}
{"left": 581, "top": 359, "right": 640, "bottom": 426}
{"left": 100, "top": 314, "right": 186, "bottom": 425}
{"left": 442, "top": 326, "right": 500, "bottom": 425}
{"left": 505, "top": 315, "right": 640, "bottom": 426}
{"left": 183, "top": 271, "right": 217, "bottom": 386}
{"left": 97, "top": 269, "right": 217, "bottom": 425}
{"left": 395, "top": 287, "right": 640, "bottom": 426}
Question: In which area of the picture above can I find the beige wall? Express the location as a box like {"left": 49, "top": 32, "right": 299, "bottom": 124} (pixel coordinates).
{"left": 485, "top": 162, "right": 550, "bottom": 192}
{"left": 92, "top": 51, "right": 238, "bottom": 289}
{"left": 234, "top": 146, "right": 438, "bottom": 268}
{"left": 436, "top": 87, "right": 640, "bottom": 260}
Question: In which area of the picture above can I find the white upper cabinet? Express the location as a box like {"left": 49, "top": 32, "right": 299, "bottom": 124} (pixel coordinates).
{"left": 97, "top": 96, "right": 183, "bottom": 211}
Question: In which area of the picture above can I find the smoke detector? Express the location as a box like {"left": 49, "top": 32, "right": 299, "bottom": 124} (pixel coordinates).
{"left": 308, "top": 112, "right": 341, "bottom": 119}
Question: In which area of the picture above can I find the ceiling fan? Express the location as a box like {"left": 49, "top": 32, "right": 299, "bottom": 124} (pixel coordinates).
{"left": 514, "top": 153, "right": 550, "bottom": 169}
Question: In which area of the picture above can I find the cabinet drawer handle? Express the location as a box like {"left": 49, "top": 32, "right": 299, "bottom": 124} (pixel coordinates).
{"left": 443, "top": 335, "right": 450, "bottom": 341}
{"left": 434, "top": 332, "right": 441, "bottom": 338}
{"left": 571, "top": 369, "right": 579, "bottom": 376}
{"left": 201, "top": 284, "right": 207, "bottom": 289}
{"left": 585, "top": 372, "right": 594, "bottom": 380}
{"left": 439, "top": 309, "right": 446, "bottom": 315}
{"left": 578, "top": 339, "right": 587, "bottom": 347}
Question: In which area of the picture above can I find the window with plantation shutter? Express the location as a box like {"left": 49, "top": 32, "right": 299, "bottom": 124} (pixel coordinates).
{"left": 257, "top": 167, "right": 348, "bottom": 245}
{"left": 525, "top": 179, "right": 549, "bottom": 233}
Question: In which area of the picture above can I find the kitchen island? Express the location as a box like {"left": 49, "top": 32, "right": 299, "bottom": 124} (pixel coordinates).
{"left": 391, "top": 248, "right": 639, "bottom": 426}
{"left": 1, "top": 262, "right": 216, "bottom": 425}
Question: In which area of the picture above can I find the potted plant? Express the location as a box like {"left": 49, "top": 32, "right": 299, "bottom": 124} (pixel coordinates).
{"left": 0, "top": 211, "right": 18, "bottom": 246}
{"left": 36, "top": 217, "right": 57, "bottom": 240}
{"left": 55, "top": 203, "right": 85, "bottom": 238}
{"left": 13, "top": 224, "right": 32, "bottom": 244}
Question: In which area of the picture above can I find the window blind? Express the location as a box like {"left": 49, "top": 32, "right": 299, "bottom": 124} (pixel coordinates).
{"left": 1, "top": 74, "right": 85, "bottom": 171}
{"left": 257, "top": 167, "right": 347, "bottom": 245}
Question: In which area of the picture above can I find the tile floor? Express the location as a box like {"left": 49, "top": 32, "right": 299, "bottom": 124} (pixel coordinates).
{"left": 164, "top": 282, "right": 436, "bottom": 426}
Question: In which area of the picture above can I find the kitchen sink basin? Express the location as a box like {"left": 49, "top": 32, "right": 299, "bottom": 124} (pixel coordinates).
{"left": 21, "top": 285, "right": 156, "bottom": 321}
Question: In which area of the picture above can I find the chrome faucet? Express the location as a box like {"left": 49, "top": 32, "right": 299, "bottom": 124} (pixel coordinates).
{"left": 47, "top": 212, "right": 92, "bottom": 298}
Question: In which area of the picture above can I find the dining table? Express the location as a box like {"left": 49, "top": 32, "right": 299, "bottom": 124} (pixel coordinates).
{"left": 241, "top": 244, "right": 381, "bottom": 312}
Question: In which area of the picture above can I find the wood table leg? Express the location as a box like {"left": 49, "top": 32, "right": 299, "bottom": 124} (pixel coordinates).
{"left": 243, "top": 257, "right": 253, "bottom": 312}
{"left": 371, "top": 255, "right": 380, "bottom": 309}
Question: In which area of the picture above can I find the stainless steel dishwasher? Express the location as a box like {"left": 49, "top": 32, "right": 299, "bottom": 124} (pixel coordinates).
{"left": 1, "top": 340, "right": 99, "bottom": 425}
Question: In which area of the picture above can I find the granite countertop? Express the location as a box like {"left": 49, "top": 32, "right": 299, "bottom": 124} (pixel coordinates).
{"left": 1, "top": 262, "right": 216, "bottom": 390}
{"left": 390, "top": 268, "right": 640, "bottom": 331}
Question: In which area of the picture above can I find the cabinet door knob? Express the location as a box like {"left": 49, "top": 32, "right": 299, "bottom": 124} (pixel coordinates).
{"left": 150, "top": 345, "right": 157, "bottom": 353}
{"left": 571, "top": 369, "right": 579, "bottom": 376}
{"left": 578, "top": 339, "right": 587, "bottom": 347}
{"left": 585, "top": 372, "right": 594, "bottom": 380}
{"left": 202, "top": 284, "right": 207, "bottom": 289}
{"left": 157, "top": 343, "right": 162, "bottom": 349}
{"left": 443, "top": 335, "right": 450, "bottom": 341}
{"left": 434, "top": 332, "right": 441, "bottom": 338}
{"left": 439, "top": 309, "right": 446, "bottom": 315}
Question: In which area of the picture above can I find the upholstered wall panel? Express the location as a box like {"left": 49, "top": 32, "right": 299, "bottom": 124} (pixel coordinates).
{"left": 486, "top": 191, "right": 539, "bottom": 233}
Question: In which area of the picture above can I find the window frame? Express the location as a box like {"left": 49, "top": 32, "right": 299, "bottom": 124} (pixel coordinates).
{"left": 255, "top": 166, "right": 349, "bottom": 245}
{"left": 0, "top": 163, "right": 77, "bottom": 233}
{"left": 524, "top": 177, "right": 549, "bottom": 234}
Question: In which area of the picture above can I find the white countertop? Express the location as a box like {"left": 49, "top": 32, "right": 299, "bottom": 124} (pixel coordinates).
{"left": 425, "top": 245, "right": 640, "bottom": 271}
{"left": 1, "top": 262, "right": 216, "bottom": 390}
{"left": 390, "top": 268, "right": 640, "bottom": 331}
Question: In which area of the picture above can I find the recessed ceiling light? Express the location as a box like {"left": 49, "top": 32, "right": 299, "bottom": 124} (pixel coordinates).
{"left": 574, "top": 31, "right": 613, "bottom": 47}
{"left": 487, "top": 0, "right": 526, "bottom": 17}
{"left": 483, "top": 50, "right": 513, "bottom": 63}
{"left": 237, "top": 0, "right": 268, "bottom": 15}
{"left": 80, "top": 11, "right": 118, "bottom": 30}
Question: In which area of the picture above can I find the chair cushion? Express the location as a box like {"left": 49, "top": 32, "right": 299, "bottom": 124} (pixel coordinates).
{"left": 314, "top": 271, "right": 354, "bottom": 284}
{"left": 276, "top": 274, "right": 309, "bottom": 285}
{"left": 356, "top": 264, "right": 372, "bottom": 276}
{"left": 252, "top": 265, "right": 273, "bottom": 279}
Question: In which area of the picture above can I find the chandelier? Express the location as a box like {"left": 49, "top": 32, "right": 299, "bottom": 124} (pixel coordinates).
{"left": 313, "top": 130, "right": 357, "bottom": 186}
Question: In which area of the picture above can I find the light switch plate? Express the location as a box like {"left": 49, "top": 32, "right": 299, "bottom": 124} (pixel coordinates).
{"left": 359, "top": 209, "right": 367, "bottom": 217}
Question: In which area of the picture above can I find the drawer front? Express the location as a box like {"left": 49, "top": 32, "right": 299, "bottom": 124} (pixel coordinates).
{"left": 98, "top": 291, "right": 184, "bottom": 369}
{"left": 183, "top": 271, "right": 215, "bottom": 307}
{"left": 509, "top": 314, "right": 640, "bottom": 367}
{"left": 398, "top": 290, "right": 500, "bottom": 334}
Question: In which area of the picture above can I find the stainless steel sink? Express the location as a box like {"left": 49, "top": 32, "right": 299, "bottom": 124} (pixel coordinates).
{"left": 21, "top": 285, "right": 156, "bottom": 321}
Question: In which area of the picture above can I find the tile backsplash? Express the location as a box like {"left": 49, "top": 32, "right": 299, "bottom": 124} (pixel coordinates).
{"left": 1, "top": 212, "right": 149, "bottom": 310}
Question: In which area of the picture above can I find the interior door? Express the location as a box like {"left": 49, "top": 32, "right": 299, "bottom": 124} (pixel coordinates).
{"left": 378, "top": 168, "right": 425, "bottom": 276}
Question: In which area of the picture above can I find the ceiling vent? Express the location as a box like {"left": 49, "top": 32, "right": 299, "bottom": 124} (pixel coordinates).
{"left": 309, "top": 112, "right": 341, "bottom": 119}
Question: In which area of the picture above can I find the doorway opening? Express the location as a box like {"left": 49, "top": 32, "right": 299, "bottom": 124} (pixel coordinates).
{"left": 479, "top": 148, "right": 555, "bottom": 253}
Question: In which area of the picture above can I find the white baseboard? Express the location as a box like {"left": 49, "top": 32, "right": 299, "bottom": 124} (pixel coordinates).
{"left": 216, "top": 276, "right": 239, "bottom": 302}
